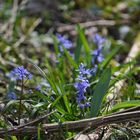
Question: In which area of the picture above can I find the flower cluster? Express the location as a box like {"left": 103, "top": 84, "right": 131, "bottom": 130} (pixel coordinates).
{"left": 74, "top": 63, "right": 92, "bottom": 108}
{"left": 9, "top": 66, "right": 32, "bottom": 80}
{"left": 7, "top": 91, "right": 17, "bottom": 100}
{"left": 56, "top": 33, "right": 72, "bottom": 53}
{"left": 91, "top": 47, "right": 104, "bottom": 64}
{"left": 36, "top": 85, "right": 42, "bottom": 91}
{"left": 91, "top": 33, "right": 105, "bottom": 64}
{"left": 93, "top": 33, "right": 105, "bottom": 48}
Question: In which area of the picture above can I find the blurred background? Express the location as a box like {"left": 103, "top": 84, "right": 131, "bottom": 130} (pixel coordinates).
{"left": 0, "top": 0, "right": 140, "bottom": 69}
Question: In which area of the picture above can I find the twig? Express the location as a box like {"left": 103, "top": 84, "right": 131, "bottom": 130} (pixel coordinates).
{"left": 17, "top": 110, "right": 56, "bottom": 127}
{"left": 0, "top": 110, "right": 140, "bottom": 136}
{"left": 0, "top": 55, "right": 18, "bottom": 67}
{"left": 13, "top": 18, "right": 42, "bottom": 48}
{"left": 19, "top": 0, "right": 29, "bottom": 11}
{"left": 0, "top": 0, "right": 29, "bottom": 35}
{"left": 1, "top": 0, "right": 18, "bottom": 35}
{"left": 57, "top": 19, "right": 129, "bottom": 33}
{"left": 0, "top": 110, "right": 56, "bottom": 137}
{"left": 111, "top": 106, "right": 140, "bottom": 115}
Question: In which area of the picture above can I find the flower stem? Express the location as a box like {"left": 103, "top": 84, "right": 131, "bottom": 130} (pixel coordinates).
{"left": 18, "top": 78, "right": 24, "bottom": 125}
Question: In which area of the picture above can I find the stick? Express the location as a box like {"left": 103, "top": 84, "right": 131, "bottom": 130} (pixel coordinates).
{"left": 13, "top": 18, "right": 42, "bottom": 48}
{"left": 57, "top": 19, "right": 129, "bottom": 33}
{"left": 0, "top": 110, "right": 140, "bottom": 136}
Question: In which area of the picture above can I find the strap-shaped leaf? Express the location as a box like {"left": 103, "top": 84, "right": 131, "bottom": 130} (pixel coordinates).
{"left": 90, "top": 67, "right": 111, "bottom": 117}
{"left": 110, "top": 100, "right": 140, "bottom": 113}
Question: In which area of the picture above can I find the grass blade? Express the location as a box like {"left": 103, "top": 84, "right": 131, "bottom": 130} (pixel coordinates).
{"left": 74, "top": 28, "right": 82, "bottom": 63}
{"left": 76, "top": 24, "right": 91, "bottom": 64}
{"left": 102, "top": 45, "right": 121, "bottom": 69}
{"left": 110, "top": 100, "right": 140, "bottom": 113}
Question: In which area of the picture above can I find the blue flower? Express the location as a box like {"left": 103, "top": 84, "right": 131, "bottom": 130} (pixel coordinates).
{"left": 90, "top": 65, "right": 98, "bottom": 74}
{"left": 7, "top": 92, "right": 17, "bottom": 100}
{"left": 85, "top": 102, "right": 91, "bottom": 107}
{"left": 91, "top": 47, "right": 102, "bottom": 56}
{"left": 9, "top": 66, "right": 32, "bottom": 80}
{"left": 93, "top": 33, "right": 105, "bottom": 48}
{"left": 74, "top": 63, "right": 93, "bottom": 108}
{"left": 56, "top": 33, "right": 72, "bottom": 52}
{"left": 74, "top": 79, "right": 90, "bottom": 108}
{"left": 74, "top": 80, "right": 90, "bottom": 93}
{"left": 78, "top": 63, "right": 91, "bottom": 75}
{"left": 92, "top": 34, "right": 105, "bottom": 64}
{"left": 91, "top": 48, "right": 104, "bottom": 64}
{"left": 77, "top": 74, "right": 86, "bottom": 81}
{"left": 29, "top": 89, "right": 33, "bottom": 94}
{"left": 35, "top": 85, "right": 42, "bottom": 91}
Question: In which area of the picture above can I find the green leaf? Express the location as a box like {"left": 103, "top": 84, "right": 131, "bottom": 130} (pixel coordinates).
{"left": 110, "top": 100, "right": 140, "bottom": 113}
{"left": 63, "top": 47, "right": 77, "bottom": 68}
{"left": 34, "top": 102, "right": 44, "bottom": 108}
{"left": 90, "top": 67, "right": 111, "bottom": 117}
{"left": 76, "top": 24, "right": 91, "bottom": 64}
{"left": 8, "top": 81, "right": 15, "bottom": 93}
{"left": 51, "top": 92, "right": 71, "bottom": 114}
{"left": 27, "top": 59, "right": 46, "bottom": 79}
{"left": 4, "top": 100, "right": 19, "bottom": 112}
{"left": 11, "top": 136, "right": 18, "bottom": 140}
{"left": 36, "top": 91, "right": 48, "bottom": 101}
{"left": 63, "top": 94, "right": 71, "bottom": 113}
{"left": 74, "top": 28, "right": 82, "bottom": 63}
{"left": 37, "top": 123, "right": 41, "bottom": 140}
{"left": 102, "top": 45, "right": 121, "bottom": 69}
{"left": 52, "top": 34, "right": 59, "bottom": 55}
